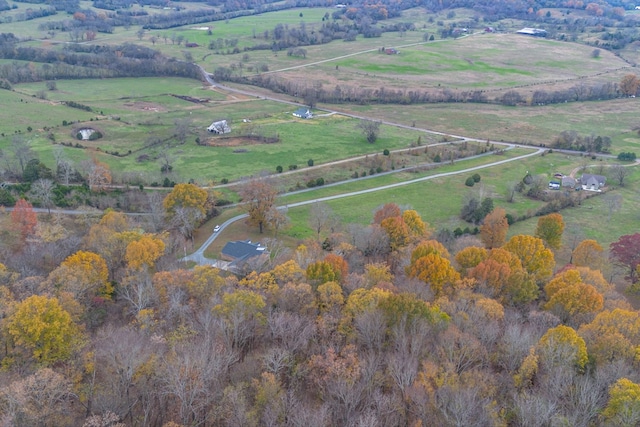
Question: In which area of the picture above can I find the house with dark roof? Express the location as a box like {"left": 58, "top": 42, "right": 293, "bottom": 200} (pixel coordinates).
{"left": 293, "top": 108, "right": 313, "bottom": 119}
{"left": 580, "top": 173, "right": 606, "bottom": 191}
{"left": 221, "top": 240, "right": 268, "bottom": 265}
{"left": 207, "top": 119, "right": 231, "bottom": 134}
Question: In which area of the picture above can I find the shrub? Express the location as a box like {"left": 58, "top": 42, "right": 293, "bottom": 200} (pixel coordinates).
{"left": 88, "top": 131, "right": 102, "bottom": 140}
{"left": 316, "top": 177, "right": 325, "bottom": 186}
{"left": 288, "top": 164, "right": 298, "bottom": 171}
{"left": 472, "top": 173, "right": 481, "bottom": 182}
{"left": 276, "top": 165, "right": 283, "bottom": 173}
{"left": 307, "top": 159, "right": 314, "bottom": 167}
{"left": 383, "top": 149, "right": 390, "bottom": 156}
{"left": 434, "top": 154, "right": 441, "bottom": 163}
{"left": 220, "top": 178, "right": 229, "bottom": 184}
{"left": 306, "top": 179, "right": 317, "bottom": 188}
{"left": 618, "top": 152, "right": 637, "bottom": 161}
{"left": 465, "top": 177, "right": 475, "bottom": 187}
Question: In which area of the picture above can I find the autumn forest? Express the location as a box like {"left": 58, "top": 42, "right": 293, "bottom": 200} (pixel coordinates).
{"left": 2, "top": 188, "right": 640, "bottom": 426}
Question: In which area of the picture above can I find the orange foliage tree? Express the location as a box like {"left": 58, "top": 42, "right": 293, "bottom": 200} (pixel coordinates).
{"left": 11, "top": 198, "right": 37, "bottom": 240}
{"left": 479, "top": 207, "right": 509, "bottom": 249}
{"left": 571, "top": 239, "right": 604, "bottom": 269}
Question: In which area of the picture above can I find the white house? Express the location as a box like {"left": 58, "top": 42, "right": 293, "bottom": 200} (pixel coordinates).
{"left": 293, "top": 108, "right": 313, "bottom": 119}
{"left": 207, "top": 119, "right": 231, "bottom": 134}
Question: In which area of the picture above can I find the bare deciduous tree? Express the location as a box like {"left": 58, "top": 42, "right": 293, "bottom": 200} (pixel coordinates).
{"left": 609, "top": 164, "right": 629, "bottom": 186}
{"left": 357, "top": 120, "right": 381, "bottom": 144}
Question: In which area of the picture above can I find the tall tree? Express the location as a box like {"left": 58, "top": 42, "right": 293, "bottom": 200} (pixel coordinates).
{"left": 7, "top": 295, "right": 82, "bottom": 365}
{"left": 602, "top": 378, "right": 640, "bottom": 427}
{"left": 163, "top": 183, "right": 208, "bottom": 240}
{"left": 357, "top": 119, "right": 381, "bottom": 143}
{"left": 504, "top": 235, "right": 555, "bottom": 284}
{"left": 535, "top": 213, "right": 565, "bottom": 250}
{"left": 572, "top": 239, "right": 604, "bottom": 269}
{"left": 373, "top": 203, "right": 401, "bottom": 224}
{"left": 479, "top": 207, "right": 508, "bottom": 249}
{"left": 11, "top": 198, "right": 37, "bottom": 240}
{"left": 30, "top": 178, "right": 54, "bottom": 214}
{"left": 610, "top": 233, "right": 640, "bottom": 283}
{"left": 239, "top": 180, "right": 278, "bottom": 233}
{"left": 619, "top": 73, "right": 640, "bottom": 97}
{"left": 48, "top": 250, "right": 111, "bottom": 303}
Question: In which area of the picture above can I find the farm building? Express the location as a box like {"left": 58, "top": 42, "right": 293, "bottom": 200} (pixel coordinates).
{"left": 293, "top": 108, "right": 313, "bottom": 119}
{"left": 207, "top": 119, "right": 231, "bottom": 134}
{"left": 562, "top": 176, "right": 576, "bottom": 189}
{"left": 517, "top": 28, "right": 547, "bottom": 37}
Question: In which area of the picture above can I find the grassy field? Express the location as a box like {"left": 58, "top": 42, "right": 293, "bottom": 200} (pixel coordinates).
{"left": 336, "top": 98, "right": 640, "bottom": 153}
{"left": 4, "top": 77, "right": 447, "bottom": 183}
{"left": 2, "top": 4, "right": 640, "bottom": 250}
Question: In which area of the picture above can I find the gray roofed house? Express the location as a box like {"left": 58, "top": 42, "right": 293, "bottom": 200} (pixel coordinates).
{"left": 221, "top": 240, "right": 268, "bottom": 264}
{"left": 580, "top": 173, "right": 606, "bottom": 191}
{"left": 293, "top": 108, "right": 313, "bottom": 119}
{"left": 561, "top": 176, "right": 576, "bottom": 188}
{"left": 207, "top": 119, "right": 231, "bottom": 134}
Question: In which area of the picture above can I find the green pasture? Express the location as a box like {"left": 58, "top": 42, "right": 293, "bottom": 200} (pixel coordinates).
{"left": 278, "top": 147, "right": 535, "bottom": 204}
{"left": 321, "top": 33, "right": 627, "bottom": 91}
{"left": 279, "top": 151, "right": 625, "bottom": 240}
{"left": 6, "top": 77, "right": 450, "bottom": 181}
{"left": 343, "top": 98, "right": 640, "bottom": 154}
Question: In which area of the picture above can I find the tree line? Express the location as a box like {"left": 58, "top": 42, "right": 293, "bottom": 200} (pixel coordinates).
{"left": 0, "top": 35, "right": 202, "bottom": 83}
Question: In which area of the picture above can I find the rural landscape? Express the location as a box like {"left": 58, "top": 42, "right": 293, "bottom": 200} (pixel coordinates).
{"left": 1, "top": 0, "right": 640, "bottom": 425}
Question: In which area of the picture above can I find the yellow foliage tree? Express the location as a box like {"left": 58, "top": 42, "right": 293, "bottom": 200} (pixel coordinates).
{"left": 537, "top": 325, "right": 588, "bottom": 371}
{"left": 364, "top": 262, "right": 393, "bottom": 288}
{"left": 407, "top": 253, "right": 460, "bottom": 297}
{"left": 317, "top": 281, "right": 344, "bottom": 313}
{"left": 7, "top": 295, "right": 82, "bottom": 365}
{"left": 572, "top": 239, "right": 605, "bottom": 270}
{"left": 402, "top": 209, "right": 430, "bottom": 239}
{"left": 455, "top": 246, "right": 488, "bottom": 274}
{"left": 503, "top": 235, "right": 555, "bottom": 284}
{"left": 125, "top": 234, "right": 166, "bottom": 270}
{"left": 602, "top": 378, "right": 640, "bottom": 427}
{"left": 410, "top": 239, "right": 451, "bottom": 265}
{"left": 271, "top": 260, "right": 306, "bottom": 285}
{"left": 579, "top": 308, "right": 640, "bottom": 363}
{"left": 49, "top": 250, "right": 111, "bottom": 301}
{"left": 163, "top": 183, "right": 208, "bottom": 216}
{"left": 535, "top": 213, "right": 565, "bottom": 250}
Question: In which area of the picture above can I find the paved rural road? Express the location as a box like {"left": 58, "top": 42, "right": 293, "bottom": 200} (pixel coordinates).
{"left": 182, "top": 147, "right": 545, "bottom": 265}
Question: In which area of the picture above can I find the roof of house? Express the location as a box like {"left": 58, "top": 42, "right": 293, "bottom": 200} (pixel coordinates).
{"left": 580, "top": 173, "right": 606, "bottom": 186}
{"left": 207, "top": 119, "right": 231, "bottom": 133}
{"left": 293, "top": 108, "right": 312, "bottom": 117}
{"left": 517, "top": 28, "right": 547, "bottom": 36}
{"left": 221, "top": 240, "right": 267, "bottom": 263}
{"left": 562, "top": 176, "right": 576, "bottom": 186}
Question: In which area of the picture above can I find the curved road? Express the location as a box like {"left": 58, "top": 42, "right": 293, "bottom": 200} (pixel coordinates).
{"left": 182, "top": 147, "right": 545, "bottom": 265}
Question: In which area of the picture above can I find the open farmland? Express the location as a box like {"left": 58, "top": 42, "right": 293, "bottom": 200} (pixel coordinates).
{"left": 250, "top": 33, "right": 630, "bottom": 95}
